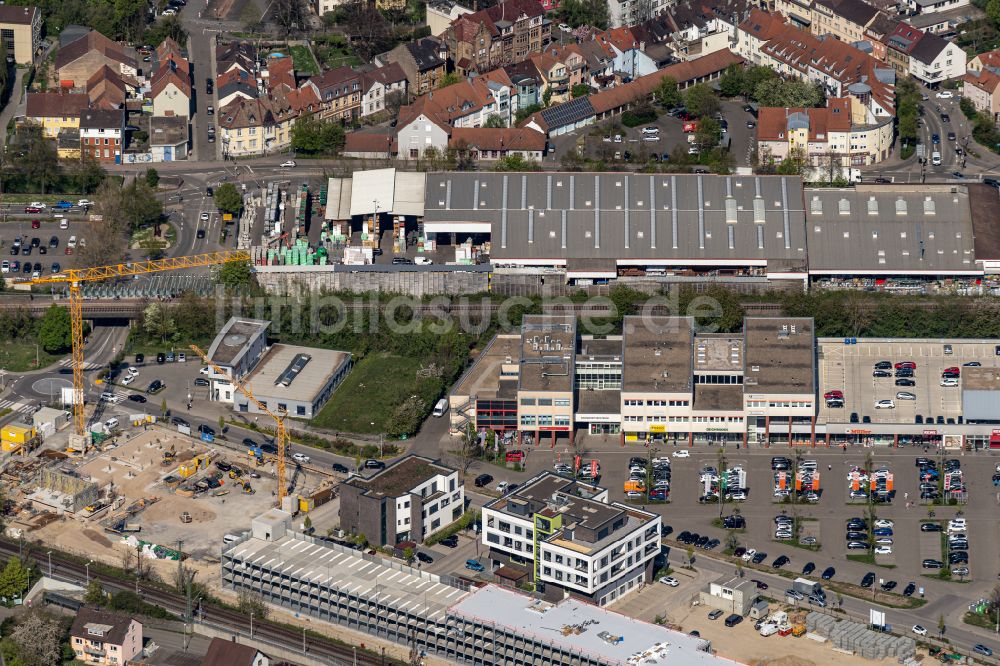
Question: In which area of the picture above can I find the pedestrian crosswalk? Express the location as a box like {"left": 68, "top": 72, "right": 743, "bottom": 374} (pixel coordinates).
{"left": 0, "top": 399, "right": 34, "bottom": 416}
{"left": 56, "top": 358, "right": 103, "bottom": 370}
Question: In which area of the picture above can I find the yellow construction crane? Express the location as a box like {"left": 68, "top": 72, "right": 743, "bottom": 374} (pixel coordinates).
{"left": 30, "top": 251, "right": 251, "bottom": 438}
{"left": 188, "top": 344, "right": 288, "bottom": 507}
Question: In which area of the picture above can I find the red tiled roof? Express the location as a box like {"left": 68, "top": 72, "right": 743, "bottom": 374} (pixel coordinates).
{"left": 397, "top": 77, "right": 496, "bottom": 128}
{"left": 756, "top": 98, "right": 852, "bottom": 142}
{"left": 267, "top": 56, "right": 295, "bottom": 91}
{"left": 965, "top": 69, "right": 1000, "bottom": 95}
{"left": 344, "top": 131, "right": 394, "bottom": 154}
{"left": 975, "top": 48, "right": 1000, "bottom": 71}
{"left": 450, "top": 126, "right": 546, "bottom": 151}
{"left": 25, "top": 92, "right": 90, "bottom": 118}
{"left": 56, "top": 30, "right": 135, "bottom": 71}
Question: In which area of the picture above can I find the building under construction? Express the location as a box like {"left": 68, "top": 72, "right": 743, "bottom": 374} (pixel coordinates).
{"left": 29, "top": 467, "right": 100, "bottom": 514}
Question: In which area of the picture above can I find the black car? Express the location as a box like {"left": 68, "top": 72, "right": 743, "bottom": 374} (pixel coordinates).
{"left": 874, "top": 360, "right": 893, "bottom": 370}
{"left": 873, "top": 370, "right": 891, "bottom": 378}
{"left": 660, "top": 525, "right": 673, "bottom": 536}
{"left": 903, "top": 582, "right": 916, "bottom": 597}
{"left": 821, "top": 566, "right": 836, "bottom": 580}
{"left": 474, "top": 473, "right": 494, "bottom": 487}
{"left": 695, "top": 535, "right": 709, "bottom": 548}
{"left": 440, "top": 535, "right": 459, "bottom": 548}
{"left": 895, "top": 378, "right": 915, "bottom": 387}
{"left": 199, "top": 424, "right": 215, "bottom": 436}
{"left": 416, "top": 551, "right": 433, "bottom": 564}
{"left": 196, "top": 229, "right": 206, "bottom": 239}
{"left": 880, "top": 580, "right": 897, "bottom": 591}
{"left": 847, "top": 518, "right": 867, "bottom": 529}
{"left": 332, "top": 463, "right": 349, "bottom": 474}
{"left": 705, "top": 538, "right": 720, "bottom": 550}
{"left": 733, "top": 547, "right": 746, "bottom": 558}
{"left": 170, "top": 416, "right": 189, "bottom": 427}
{"left": 135, "top": 353, "right": 145, "bottom": 365}
{"left": 722, "top": 515, "right": 746, "bottom": 529}
{"left": 724, "top": 614, "right": 743, "bottom": 627}
{"left": 772, "top": 555, "right": 790, "bottom": 568}
{"left": 156, "top": 352, "right": 166, "bottom": 364}
{"left": 364, "top": 459, "right": 385, "bottom": 470}
{"left": 846, "top": 531, "right": 868, "bottom": 540}
{"left": 677, "top": 530, "right": 692, "bottom": 543}
{"left": 861, "top": 572, "right": 875, "bottom": 588}
{"left": 802, "top": 562, "right": 816, "bottom": 575}
{"left": 147, "top": 379, "right": 163, "bottom": 394}
{"left": 751, "top": 551, "right": 767, "bottom": 564}
{"left": 686, "top": 533, "right": 701, "bottom": 545}
{"left": 922, "top": 559, "right": 944, "bottom": 569}
{"left": 48, "top": 236, "right": 58, "bottom": 248}
{"left": 948, "top": 551, "right": 969, "bottom": 564}
{"left": 127, "top": 394, "right": 147, "bottom": 403}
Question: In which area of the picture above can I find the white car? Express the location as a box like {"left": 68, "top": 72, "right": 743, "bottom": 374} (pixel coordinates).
{"left": 177, "top": 352, "right": 186, "bottom": 363}
{"left": 200, "top": 366, "right": 211, "bottom": 376}
{"left": 496, "top": 481, "right": 510, "bottom": 494}
{"left": 874, "top": 519, "right": 893, "bottom": 528}
{"left": 742, "top": 548, "right": 756, "bottom": 562}
{"left": 613, "top": 135, "right": 623, "bottom": 143}
{"left": 200, "top": 212, "right": 209, "bottom": 221}
{"left": 936, "top": 90, "right": 954, "bottom": 99}
{"left": 77, "top": 199, "right": 92, "bottom": 207}
{"left": 687, "top": 146, "right": 699, "bottom": 155}
{"left": 67, "top": 236, "right": 77, "bottom": 248}
{"left": 60, "top": 219, "right": 68, "bottom": 229}
{"left": 948, "top": 519, "right": 967, "bottom": 533}
{"left": 912, "top": 625, "right": 928, "bottom": 636}
{"left": 875, "top": 537, "right": 893, "bottom": 545}
{"left": 414, "top": 256, "right": 433, "bottom": 265}
{"left": 659, "top": 576, "right": 679, "bottom": 587}
{"left": 940, "top": 378, "right": 959, "bottom": 387}
{"left": 122, "top": 374, "right": 135, "bottom": 386}
{"left": 874, "top": 546, "right": 892, "bottom": 555}
{"left": 100, "top": 392, "right": 121, "bottom": 404}
{"left": 29, "top": 201, "right": 46, "bottom": 209}
{"left": 558, "top": 22, "right": 571, "bottom": 32}
{"left": 896, "top": 391, "right": 916, "bottom": 400}
{"left": 280, "top": 160, "right": 297, "bottom": 168}
{"left": 127, "top": 366, "right": 140, "bottom": 377}
{"left": 672, "top": 450, "right": 690, "bottom": 458}
{"left": 291, "top": 452, "right": 310, "bottom": 463}
{"left": 641, "top": 126, "right": 660, "bottom": 135}
{"left": 642, "top": 135, "right": 659, "bottom": 142}
{"left": 729, "top": 491, "right": 747, "bottom": 501}
{"left": 875, "top": 399, "right": 895, "bottom": 409}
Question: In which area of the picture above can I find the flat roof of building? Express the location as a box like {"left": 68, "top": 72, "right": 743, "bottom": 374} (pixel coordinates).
{"left": 576, "top": 388, "right": 622, "bottom": 415}
{"left": 452, "top": 334, "right": 520, "bottom": 399}
{"left": 449, "top": 585, "right": 724, "bottom": 666}
{"left": 349, "top": 455, "right": 453, "bottom": 499}
{"left": 423, "top": 173, "right": 807, "bottom": 264}
{"left": 243, "top": 343, "right": 350, "bottom": 402}
{"left": 622, "top": 317, "right": 693, "bottom": 393}
{"left": 805, "top": 186, "right": 977, "bottom": 274}
{"left": 207, "top": 317, "right": 270, "bottom": 366}
{"left": 226, "top": 532, "right": 467, "bottom": 621}
{"left": 578, "top": 338, "right": 624, "bottom": 359}
{"left": 743, "top": 318, "right": 814, "bottom": 394}
{"left": 694, "top": 384, "right": 744, "bottom": 411}
{"left": 520, "top": 315, "right": 576, "bottom": 392}
{"left": 961, "top": 366, "right": 1000, "bottom": 391}
{"left": 969, "top": 183, "right": 1000, "bottom": 261}
{"left": 694, "top": 335, "right": 743, "bottom": 372}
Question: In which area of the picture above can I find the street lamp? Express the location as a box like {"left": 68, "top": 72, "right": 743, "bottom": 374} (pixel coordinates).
{"left": 46, "top": 550, "right": 52, "bottom": 578}
{"left": 85, "top": 560, "right": 93, "bottom": 584}
{"left": 250, "top": 611, "right": 254, "bottom": 639}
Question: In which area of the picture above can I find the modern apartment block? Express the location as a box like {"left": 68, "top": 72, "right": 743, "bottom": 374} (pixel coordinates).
{"left": 451, "top": 315, "right": 817, "bottom": 447}
{"left": 481, "top": 472, "right": 661, "bottom": 606}
{"left": 222, "top": 510, "right": 726, "bottom": 666}
{"left": 339, "top": 455, "right": 465, "bottom": 545}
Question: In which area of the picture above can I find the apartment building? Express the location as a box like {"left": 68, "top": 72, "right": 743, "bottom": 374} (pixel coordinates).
{"left": 79, "top": 109, "right": 125, "bottom": 163}
{"left": 383, "top": 38, "right": 448, "bottom": 95}
{"left": 205, "top": 317, "right": 270, "bottom": 403}
{"left": 517, "top": 316, "right": 576, "bottom": 447}
{"left": 964, "top": 69, "right": 1000, "bottom": 123}
{"left": 884, "top": 22, "right": 966, "bottom": 84}
{"left": 303, "top": 66, "right": 362, "bottom": 121}
{"left": 481, "top": 472, "right": 661, "bottom": 606}
{"left": 70, "top": 608, "right": 142, "bottom": 665}
{"left": 810, "top": 0, "right": 880, "bottom": 43}
{"left": 0, "top": 5, "right": 41, "bottom": 65}
{"left": 440, "top": 0, "right": 549, "bottom": 72}
{"left": 339, "top": 455, "right": 465, "bottom": 545}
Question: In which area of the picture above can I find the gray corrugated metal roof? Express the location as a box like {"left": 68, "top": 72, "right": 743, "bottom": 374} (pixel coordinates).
{"left": 423, "top": 173, "right": 807, "bottom": 263}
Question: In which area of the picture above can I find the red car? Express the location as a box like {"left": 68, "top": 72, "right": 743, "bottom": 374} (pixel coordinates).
{"left": 824, "top": 390, "right": 844, "bottom": 399}
{"left": 505, "top": 450, "right": 526, "bottom": 463}
{"left": 30, "top": 219, "right": 40, "bottom": 229}
{"left": 24, "top": 206, "right": 41, "bottom": 214}
{"left": 894, "top": 361, "right": 916, "bottom": 369}
{"left": 943, "top": 367, "right": 959, "bottom": 375}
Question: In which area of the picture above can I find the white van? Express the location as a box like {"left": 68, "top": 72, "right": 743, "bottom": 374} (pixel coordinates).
{"left": 759, "top": 623, "right": 779, "bottom": 637}
{"left": 223, "top": 533, "right": 240, "bottom": 544}
{"left": 433, "top": 399, "right": 448, "bottom": 417}
{"left": 931, "top": 151, "right": 942, "bottom": 166}
{"left": 104, "top": 417, "right": 120, "bottom": 431}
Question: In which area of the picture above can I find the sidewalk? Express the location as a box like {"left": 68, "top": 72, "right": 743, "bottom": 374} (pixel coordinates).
{"left": 0, "top": 68, "right": 26, "bottom": 146}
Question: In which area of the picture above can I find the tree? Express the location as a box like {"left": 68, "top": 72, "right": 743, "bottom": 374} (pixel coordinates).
{"left": 753, "top": 78, "right": 823, "bottom": 108}
{"left": 272, "top": 0, "right": 308, "bottom": 38}
{"left": 571, "top": 83, "right": 591, "bottom": 99}
{"left": 78, "top": 180, "right": 129, "bottom": 266}
{"left": 121, "top": 180, "right": 163, "bottom": 231}
{"left": 387, "top": 395, "right": 425, "bottom": 437}
{"left": 145, "top": 168, "right": 160, "bottom": 188}
{"left": 403, "top": 546, "right": 414, "bottom": 562}
{"left": 0, "top": 557, "right": 29, "bottom": 602}
{"left": 9, "top": 612, "right": 62, "bottom": 666}
{"left": 988, "top": 0, "right": 1000, "bottom": 26}
{"left": 303, "top": 515, "right": 313, "bottom": 532}
{"left": 143, "top": 15, "right": 188, "bottom": 45}
{"left": 718, "top": 65, "right": 746, "bottom": 98}
{"left": 216, "top": 260, "right": 255, "bottom": 291}
{"left": 84, "top": 579, "right": 106, "bottom": 605}
{"left": 694, "top": 117, "right": 721, "bottom": 152}
{"left": 937, "top": 613, "right": 946, "bottom": 637}
{"left": 454, "top": 424, "right": 480, "bottom": 474}
{"left": 19, "top": 126, "right": 59, "bottom": 193}
{"left": 290, "top": 115, "right": 345, "bottom": 156}
{"left": 558, "top": 0, "right": 609, "bottom": 29}
{"left": 438, "top": 72, "right": 461, "bottom": 89}
{"left": 683, "top": 84, "right": 720, "bottom": 118}
{"left": 654, "top": 76, "right": 681, "bottom": 109}
{"left": 494, "top": 154, "right": 541, "bottom": 171}
{"left": 142, "top": 303, "right": 176, "bottom": 343}
{"left": 332, "top": 0, "right": 393, "bottom": 61}
{"left": 237, "top": 589, "right": 269, "bottom": 619}
{"left": 213, "top": 183, "right": 243, "bottom": 216}
{"left": 69, "top": 152, "right": 106, "bottom": 193}
{"left": 484, "top": 113, "right": 506, "bottom": 128}
{"left": 38, "top": 305, "right": 72, "bottom": 353}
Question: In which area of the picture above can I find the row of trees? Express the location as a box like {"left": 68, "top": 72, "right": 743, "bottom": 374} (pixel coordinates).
{"left": 718, "top": 64, "right": 825, "bottom": 108}
{"left": 6, "top": 126, "right": 106, "bottom": 195}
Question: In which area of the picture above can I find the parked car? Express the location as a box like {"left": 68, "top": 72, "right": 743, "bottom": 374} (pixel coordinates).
{"left": 465, "top": 559, "right": 485, "bottom": 572}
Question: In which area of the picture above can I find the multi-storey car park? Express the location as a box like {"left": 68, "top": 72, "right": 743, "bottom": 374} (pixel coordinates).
{"left": 286, "top": 169, "right": 1000, "bottom": 296}
{"left": 223, "top": 509, "right": 736, "bottom": 666}
{"left": 450, "top": 314, "right": 1000, "bottom": 450}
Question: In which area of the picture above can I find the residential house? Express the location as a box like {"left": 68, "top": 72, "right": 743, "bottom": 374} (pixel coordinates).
{"left": 0, "top": 5, "right": 41, "bottom": 65}
{"left": 440, "top": 0, "right": 549, "bottom": 71}
{"left": 883, "top": 22, "right": 965, "bottom": 85}
{"left": 302, "top": 66, "right": 362, "bottom": 121}
{"left": 218, "top": 83, "right": 318, "bottom": 157}
{"left": 737, "top": 10, "right": 895, "bottom": 120}
{"left": 963, "top": 69, "right": 1000, "bottom": 123}
{"left": 342, "top": 131, "right": 395, "bottom": 158}
{"left": 969, "top": 47, "right": 1000, "bottom": 73}
{"left": 201, "top": 637, "right": 269, "bottom": 666}
{"left": 427, "top": 0, "right": 474, "bottom": 36}
{"left": 149, "top": 115, "right": 189, "bottom": 161}
{"left": 810, "top": 0, "right": 880, "bottom": 44}
{"left": 756, "top": 97, "right": 894, "bottom": 168}
{"left": 151, "top": 45, "right": 191, "bottom": 118}
{"left": 395, "top": 111, "right": 450, "bottom": 157}
{"left": 653, "top": 0, "right": 748, "bottom": 63}
{"left": 216, "top": 41, "right": 257, "bottom": 78}
{"left": 264, "top": 55, "right": 295, "bottom": 91}
{"left": 903, "top": 0, "right": 968, "bottom": 14}
{"left": 69, "top": 607, "right": 142, "bottom": 665}
{"left": 383, "top": 38, "right": 448, "bottom": 95}
{"left": 608, "top": 0, "right": 670, "bottom": 29}
{"left": 55, "top": 30, "right": 138, "bottom": 89}
{"left": 360, "top": 63, "right": 408, "bottom": 117}
{"left": 598, "top": 27, "right": 659, "bottom": 79}
{"left": 863, "top": 12, "right": 898, "bottom": 61}
{"left": 774, "top": 0, "right": 813, "bottom": 30}
{"left": 504, "top": 64, "right": 542, "bottom": 110}
{"left": 529, "top": 52, "right": 569, "bottom": 102}
{"left": 217, "top": 68, "right": 258, "bottom": 108}
{"left": 339, "top": 456, "right": 465, "bottom": 545}
{"left": 86, "top": 65, "right": 132, "bottom": 110}
{"left": 79, "top": 108, "right": 125, "bottom": 163}
{"left": 449, "top": 126, "right": 546, "bottom": 160}
{"left": 24, "top": 92, "right": 89, "bottom": 138}
{"left": 397, "top": 73, "right": 512, "bottom": 131}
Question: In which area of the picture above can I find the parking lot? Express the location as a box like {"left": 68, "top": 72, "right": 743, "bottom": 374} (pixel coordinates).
{"left": 818, "top": 340, "right": 1000, "bottom": 425}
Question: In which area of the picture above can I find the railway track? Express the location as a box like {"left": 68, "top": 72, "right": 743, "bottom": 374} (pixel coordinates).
{"left": 0, "top": 539, "right": 404, "bottom": 666}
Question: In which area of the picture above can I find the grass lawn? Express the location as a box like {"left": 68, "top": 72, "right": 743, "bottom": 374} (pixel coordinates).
{"left": 1, "top": 341, "right": 65, "bottom": 371}
{"left": 312, "top": 36, "right": 363, "bottom": 68}
{"left": 964, "top": 611, "right": 997, "bottom": 630}
{"left": 288, "top": 45, "right": 320, "bottom": 76}
{"left": 313, "top": 353, "right": 428, "bottom": 435}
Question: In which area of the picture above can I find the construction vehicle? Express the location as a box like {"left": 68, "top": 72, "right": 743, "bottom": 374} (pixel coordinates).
{"left": 190, "top": 344, "right": 289, "bottom": 507}
{"left": 179, "top": 512, "right": 192, "bottom": 523}
{"left": 242, "top": 481, "right": 255, "bottom": 495}
{"left": 29, "top": 250, "right": 251, "bottom": 443}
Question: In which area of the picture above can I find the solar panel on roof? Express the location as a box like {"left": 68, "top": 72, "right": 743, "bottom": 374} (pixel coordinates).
{"left": 540, "top": 96, "right": 595, "bottom": 128}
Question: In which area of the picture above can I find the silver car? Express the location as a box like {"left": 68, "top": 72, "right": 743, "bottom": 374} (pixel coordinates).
{"left": 895, "top": 391, "right": 917, "bottom": 400}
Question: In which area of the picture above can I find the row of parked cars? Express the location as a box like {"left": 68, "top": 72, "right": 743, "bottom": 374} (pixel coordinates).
{"left": 921, "top": 516, "right": 970, "bottom": 574}
{"left": 844, "top": 515, "right": 895, "bottom": 555}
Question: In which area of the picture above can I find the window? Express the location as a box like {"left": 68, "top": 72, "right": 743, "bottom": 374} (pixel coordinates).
{"left": 520, "top": 397, "right": 536, "bottom": 406}
{"left": 537, "top": 398, "right": 552, "bottom": 406}
{"left": 278, "top": 403, "right": 287, "bottom": 412}
{"left": 296, "top": 405, "right": 306, "bottom": 416}
{"left": 554, "top": 398, "right": 570, "bottom": 407}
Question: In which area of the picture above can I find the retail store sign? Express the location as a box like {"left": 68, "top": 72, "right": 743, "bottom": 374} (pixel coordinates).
{"left": 923, "top": 430, "right": 938, "bottom": 436}
{"left": 649, "top": 424, "right": 667, "bottom": 433}
{"left": 849, "top": 429, "right": 871, "bottom": 435}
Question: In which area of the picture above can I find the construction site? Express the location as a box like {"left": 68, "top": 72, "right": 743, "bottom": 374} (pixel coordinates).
{"left": 1, "top": 425, "right": 338, "bottom": 572}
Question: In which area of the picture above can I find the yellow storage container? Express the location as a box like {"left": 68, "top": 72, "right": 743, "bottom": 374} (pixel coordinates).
{"left": 1, "top": 424, "right": 35, "bottom": 445}
{"left": 177, "top": 462, "right": 198, "bottom": 478}
{"left": 1, "top": 440, "right": 22, "bottom": 453}
{"left": 298, "top": 497, "right": 314, "bottom": 513}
